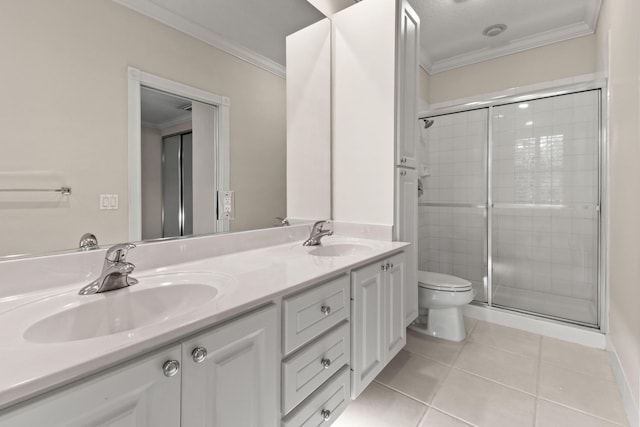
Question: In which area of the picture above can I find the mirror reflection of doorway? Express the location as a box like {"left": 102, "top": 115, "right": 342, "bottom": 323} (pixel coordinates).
{"left": 140, "top": 86, "right": 219, "bottom": 240}
{"left": 162, "top": 132, "right": 193, "bottom": 238}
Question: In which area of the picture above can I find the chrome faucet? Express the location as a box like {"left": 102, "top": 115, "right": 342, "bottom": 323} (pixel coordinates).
{"left": 276, "top": 216, "right": 290, "bottom": 226}
{"left": 78, "top": 243, "right": 139, "bottom": 295}
{"left": 303, "top": 220, "right": 333, "bottom": 246}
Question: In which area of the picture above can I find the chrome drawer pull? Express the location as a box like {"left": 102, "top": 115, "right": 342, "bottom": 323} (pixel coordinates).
{"left": 321, "top": 409, "right": 331, "bottom": 421}
{"left": 162, "top": 360, "right": 180, "bottom": 377}
{"left": 321, "top": 358, "right": 331, "bottom": 369}
{"left": 320, "top": 305, "right": 331, "bottom": 316}
{"left": 191, "top": 347, "right": 207, "bottom": 363}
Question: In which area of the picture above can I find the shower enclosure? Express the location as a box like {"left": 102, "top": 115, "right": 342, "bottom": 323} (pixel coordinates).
{"left": 418, "top": 88, "right": 602, "bottom": 327}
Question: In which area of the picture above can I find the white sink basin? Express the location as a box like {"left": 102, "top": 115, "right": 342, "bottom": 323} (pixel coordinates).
{"left": 22, "top": 272, "right": 228, "bottom": 343}
{"left": 308, "top": 243, "right": 374, "bottom": 257}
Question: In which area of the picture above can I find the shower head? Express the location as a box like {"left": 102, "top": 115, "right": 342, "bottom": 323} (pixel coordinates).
{"left": 422, "top": 119, "right": 434, "bottom": 129}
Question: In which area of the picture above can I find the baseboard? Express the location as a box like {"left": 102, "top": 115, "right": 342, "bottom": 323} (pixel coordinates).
{"left": 463, "top": 304, "right": 606, "bottom": 349}
{"left": 607, "top": 337, "right": 639, "bottom": 427}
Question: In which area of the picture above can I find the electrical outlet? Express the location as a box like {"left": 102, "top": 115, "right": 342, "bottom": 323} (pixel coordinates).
{"left": 217, "top": 190, "right": 235, "bottom": 220}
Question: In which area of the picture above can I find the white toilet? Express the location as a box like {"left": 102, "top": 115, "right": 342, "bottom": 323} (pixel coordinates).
{"left": 412, "top": 271, "right": 475, "bottom": 342}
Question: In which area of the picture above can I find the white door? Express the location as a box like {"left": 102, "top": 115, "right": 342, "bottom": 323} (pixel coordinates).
{"left": 181, "top": 305, "right": 279, "bottom": 427}
{"left": 350, "top": 262, "right": 385, "bottom": 398}
{"left": 385, "top": 252, "right": 407, "bottom": 361}
{"left": 0, "top": 346, "right": 182, "bottom": 427}
{"left": 396, "top": 167, "right": 419, "bottom": 326}
{"left": 395, "top": 0, "right": 420, "bottom": 169}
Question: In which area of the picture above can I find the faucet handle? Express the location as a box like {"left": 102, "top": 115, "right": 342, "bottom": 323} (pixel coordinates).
{"left": 276, "top": 217, "right": 290, "bottom": 226}
{"left": 105, "top": 243, "right": 136, "bottom": 263}
{"left": 312, "top": 219, "right": 331, "bottom": 232}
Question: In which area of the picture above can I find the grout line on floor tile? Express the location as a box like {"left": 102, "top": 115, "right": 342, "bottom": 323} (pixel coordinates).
{"left": 450, "top": 366, "right": 537, "bottom": 397}
{"left": 427, "top": 361, "right": 455, "bottom": 405}
{"left": 464, "top": 317, "right": 479, "bottom": 336}
{"left": 412, "top": 404, "right": 430, "bottom": 427}
{"left": 533, "top": 337, "right": 542, "bottom": 426}
{"left": 539, "top": 357, "right": 619, "bottom": 385}
{"left": 465, "top": 332, "right": 543, "bottom": 360}
{"left": 403, "top": 341, "right": 465, "bottom": 368}
{"left": 429, "top": 406, "right": 479, "bottom": 427}
{"left": 372, "top": 378, "right": 434, "bottom": 406}
{"left": 537, "top": 397, "right": 630, "bottom": 427}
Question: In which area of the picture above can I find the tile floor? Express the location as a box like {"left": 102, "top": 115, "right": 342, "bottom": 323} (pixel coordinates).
{"left": 333, "top": 318, "right": 628, "bottom": 427}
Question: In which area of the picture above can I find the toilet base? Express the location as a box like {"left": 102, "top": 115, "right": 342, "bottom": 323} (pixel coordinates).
{"left": 410, "top": 307, "right": 467, "bottom": 342}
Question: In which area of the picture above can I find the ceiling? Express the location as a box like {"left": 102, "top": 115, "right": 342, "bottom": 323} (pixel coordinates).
{"left": 114, "top": 0, "right": 602, "bottom": 76}
{"left": 409, "top": 0, "right": 602, "bottom": 74}
{"left": 141, "top": 88, "right": 192, "bottom": 129}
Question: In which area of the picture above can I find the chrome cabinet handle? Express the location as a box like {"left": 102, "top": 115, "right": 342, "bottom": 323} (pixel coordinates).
{"left": 381, "top": 264, "right": 387, "bottom": 271}
{"left": 321, "top": 358, "right": 331, "bottom": 369}
{"left": 401, "top": 157, "right": 407, "bottom": 163}
{"left": 386, "top": 262, "right": 394, "bottom": 269}
{"left": 400, "top": 170, "right": 407, "bottom": 176}
{"left": 321, "top": 409, "right": 331, "bottom": 421}
{"left": 191, "top": 347, "right": 207, "bottom": 363}
{"left": 320, "top": 305, "right": 331, "bottom": 316}
{"left": 162, "top": 360, "right": 180, "bottom": 377}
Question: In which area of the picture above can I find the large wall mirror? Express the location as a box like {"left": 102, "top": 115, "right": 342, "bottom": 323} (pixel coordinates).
{"left": 0, "top": 0, "right": 330, "bottom": 259}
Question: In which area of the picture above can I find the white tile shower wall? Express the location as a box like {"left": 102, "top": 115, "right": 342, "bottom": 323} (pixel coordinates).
{"left": 492, "top": 91, "right": 599, "bottom": 206}
{"left": 491, "top": 90, "right": 600, "bottom": 324}
{"left": 421, "top": 109, "right": 487, "bottom": 204}
{"left": 419, "top": 91, "right": 600, "bottom": 320}
{"left": 418, "top": 108, "right": 488, "bottom": 301}
{"left": 418, "top": 206, "right": 487, "bottom": 300}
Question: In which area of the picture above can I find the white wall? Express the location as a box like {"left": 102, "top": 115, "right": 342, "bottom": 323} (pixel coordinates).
{"left": 0, "top": 1, "right": 286, "bottom": 257}
{"left": 596, "top": 0, "right": 640, "bottom": 419}
{"left": 191, "top": 101, "right": 217, "bottom": 235}
{"left": 425, "top": 35, "right": 598, "bottom": 104}
{"left": 332, "top": 0, "right": 397, "bottom": 226}
{"left": 286, "top": 19, "right": 332, "bottom": 222}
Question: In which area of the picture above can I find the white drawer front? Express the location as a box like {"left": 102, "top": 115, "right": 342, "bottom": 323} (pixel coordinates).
{"left": 283, "top": 274, "right": 350, "bottom": 354}
{"left": 282, "top": 367, "right": 351, "bottom": 427}
{"left": 282, "top": 322, "right": 350, "bottom": 414}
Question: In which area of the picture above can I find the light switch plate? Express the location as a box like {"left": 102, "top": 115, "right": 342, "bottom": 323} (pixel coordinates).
{"left": 100, "top": 194, "right": 119, "bottom": 210}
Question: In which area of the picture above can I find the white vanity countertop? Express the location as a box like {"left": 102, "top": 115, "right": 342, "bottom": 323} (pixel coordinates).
{"left": 0, "top": 235, "right": 408, "bottom": 410}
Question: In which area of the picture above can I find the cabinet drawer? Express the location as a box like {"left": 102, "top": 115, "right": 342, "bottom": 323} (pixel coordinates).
{"left": 283, "top": 322, "right": 350, "bottom": 414}
{"left": 282, "top": 367, "right": 350, "bottom": 427}
{"left": 283, "top": 274, "right": 350, "bottom": 354}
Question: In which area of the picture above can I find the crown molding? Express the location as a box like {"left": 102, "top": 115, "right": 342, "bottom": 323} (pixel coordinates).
{"left": 424, "top": 21, "right": 597, "bottom": 75}
{"left": 113, "top": 0, "right": 286, "bottom": 78}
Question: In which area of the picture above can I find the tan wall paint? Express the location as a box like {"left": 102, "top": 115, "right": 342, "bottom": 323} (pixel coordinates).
{"left": 0, "top": 0, "right": 286, "bottom": 256}
{"left": 426, "top": 35, "right": 598, "bottom": 104}
{"left": 597, "top": 0, "right": 640, "bottom": 405}
{"left": 418, "top": 67, "right": 430, "bottom": 104}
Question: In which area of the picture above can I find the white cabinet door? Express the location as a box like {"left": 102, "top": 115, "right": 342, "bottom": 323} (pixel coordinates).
{"left": 385, "top": 252, "right": 407, "bottom": 361}
{"left": 181, "top": 304, "right": 279, "bottom": 427}
{"left": 395, "top": 0, "right": 420, "bottom": 169}
{"left": 350, "top": 261, "right": 385, "bottom": 398}
{"left": 351, "top": 252, "right": 408, "bottom": 399}
{"left": 396, "top": 167, "right": 418, "bottom": 326}
{"left": 0, "top": 346, "right": 182, "bottom": 427}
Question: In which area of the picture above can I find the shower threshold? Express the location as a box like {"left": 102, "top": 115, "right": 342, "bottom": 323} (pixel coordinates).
{"left": 490, "top": 284, "right": 598, "bottom": 327}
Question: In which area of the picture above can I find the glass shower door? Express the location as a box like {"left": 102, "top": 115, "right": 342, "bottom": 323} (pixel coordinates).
{"left": 490, "top": 90, "right": 600, "bottom": 325}
{"left": 418, "top": 108, "right": 489, "bottom": 302}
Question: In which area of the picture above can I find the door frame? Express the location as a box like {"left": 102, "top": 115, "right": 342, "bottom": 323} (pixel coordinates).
{"left": 127, "top": 67, "right": 230, "bottom": 240}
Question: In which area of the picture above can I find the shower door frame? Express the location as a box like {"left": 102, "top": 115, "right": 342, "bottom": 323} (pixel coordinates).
{"left": 421, "top": 79, "right": 608, "bottom": 330}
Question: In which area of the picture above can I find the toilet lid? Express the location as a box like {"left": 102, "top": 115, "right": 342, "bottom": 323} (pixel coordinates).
{"left": 418, "top": 271, "right": 473, "bottom": 292}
